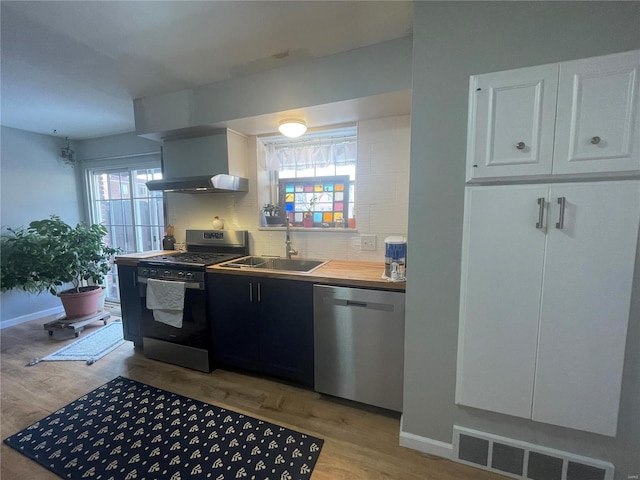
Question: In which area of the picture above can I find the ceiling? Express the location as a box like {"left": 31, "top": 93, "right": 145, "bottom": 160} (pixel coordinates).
{"left": 1, "top": 1, "right": 414, "bottom": 140}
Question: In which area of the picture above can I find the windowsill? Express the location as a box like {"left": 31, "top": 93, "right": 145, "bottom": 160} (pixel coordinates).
{"left": 258, "top": 227, "right": 358, "bottom": 233}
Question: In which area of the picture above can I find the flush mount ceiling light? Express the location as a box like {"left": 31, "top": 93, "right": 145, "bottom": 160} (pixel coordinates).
{"left": 278, "top": 119, "right": 307, "bottom": 138}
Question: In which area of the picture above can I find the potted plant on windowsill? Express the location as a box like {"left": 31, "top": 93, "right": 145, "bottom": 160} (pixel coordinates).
{"left": 1, "top": 215, "right": 119, "bottom": 319}
{"left": 263, "top": 204, "right": 285, "bottom": 226}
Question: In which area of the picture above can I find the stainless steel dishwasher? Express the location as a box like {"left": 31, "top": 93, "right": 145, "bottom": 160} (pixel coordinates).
{"left": 313, "top": 285, "right": 405, "bottom": 411}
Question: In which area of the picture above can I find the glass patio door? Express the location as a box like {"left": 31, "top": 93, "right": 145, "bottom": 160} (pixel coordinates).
{"left": 87, "top": 167, "right": 164, "bottom": 301}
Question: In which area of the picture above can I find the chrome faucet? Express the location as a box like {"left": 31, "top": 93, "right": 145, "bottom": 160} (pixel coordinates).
{"left": 285, "top": 218, "right": 298, "bottom": 259}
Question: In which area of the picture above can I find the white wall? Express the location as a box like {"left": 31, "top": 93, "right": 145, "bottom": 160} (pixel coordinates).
{"left": 164, "top": 115, "right": 410, "bottom": 261}
{"left": 74, "top": 132, "right": 160, "bottom": 161}
{"left": 0, "top": 126, "right": 82, "bottom": 324}
{"left": 404, "top": 2, "right": 640, "bottom": 478}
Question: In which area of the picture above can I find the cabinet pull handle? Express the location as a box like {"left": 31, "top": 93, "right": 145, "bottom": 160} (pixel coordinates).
{"left": 590, "top": 136, "right": 601, "bottom": 145}
{"left": 516, "top": 141, "right": 526, "bottom": 150}
{"left": 257, "top": 283, "right": 261, "bottom": 302}
{"left": 556, "top": 197, "right": 566, "bottom": 229}
{"left": 536, "top": 197, "right": 545, "bottom": 229}
{"left": 249, "top": 283, "right": 253, "bottom": 302}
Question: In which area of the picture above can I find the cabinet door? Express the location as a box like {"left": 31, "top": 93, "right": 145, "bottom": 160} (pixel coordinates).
{"left": 467, "top": 64, "right": 558, "bottom": 181}
{"left": 258, "top": 278, "right": 314, "bottom": 386}
{"left": 456, "top": 185, "right": 548, "bottom": 418}
{"left": 532, "top": 181, "right": 640, "bottom": 436}
{"left": 553, "top": 50, "right": 640, "bottom": 175}
{"left": 117, "top": 265, "right": 143, "bottom": 347}
{"left": 208, "top": 274, "right": 259, "bottom": 371}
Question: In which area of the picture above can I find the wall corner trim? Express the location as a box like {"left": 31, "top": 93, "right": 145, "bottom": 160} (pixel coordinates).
{"left": 399, "top": 415, "right": 453, "bottom": 459}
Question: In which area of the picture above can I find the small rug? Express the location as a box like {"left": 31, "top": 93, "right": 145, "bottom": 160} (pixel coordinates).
{"left": 4, "top": 377, "right": 324, "bottom": 480}
{"left": 34, "top": 321, "right": 125, "bottom": 366}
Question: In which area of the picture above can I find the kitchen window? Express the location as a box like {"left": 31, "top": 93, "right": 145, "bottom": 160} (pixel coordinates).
{"left": 263, "top": 126, "right": 357, "bottom": 227}
{"left": 86, "top": 164, "right": 164, "bottom": 301}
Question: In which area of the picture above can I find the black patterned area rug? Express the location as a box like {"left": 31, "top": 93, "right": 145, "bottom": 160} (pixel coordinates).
{"left": 4, "top": 377, "right": 323, "bottom": 480}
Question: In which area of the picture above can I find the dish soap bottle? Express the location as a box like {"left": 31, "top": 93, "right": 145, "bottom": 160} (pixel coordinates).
{"left": 212, "top": 216, "right": 224, "bottom": 229}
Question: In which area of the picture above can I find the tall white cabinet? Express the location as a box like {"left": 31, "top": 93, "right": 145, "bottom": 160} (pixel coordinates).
{"left": 457, "top": 50, "right": 640, "bottom": 438}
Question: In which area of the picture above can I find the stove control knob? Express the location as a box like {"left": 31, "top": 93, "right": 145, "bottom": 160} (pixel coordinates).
{"left": 185, "top": 272, "right": 194, "bottom": 280}
{"left": 150, "top": 269, "right": 157, "bottom": 276}
{"left": 141, "top": 268, "right": 149, "bottom": 275}
{"left": 163, "top": 270, "right": 171, "bottom": 276}
{"left": 177, "top": 271, "right": 185, "bottom": 277}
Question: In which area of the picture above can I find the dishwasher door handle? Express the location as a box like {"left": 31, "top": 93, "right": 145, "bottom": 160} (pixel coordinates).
{"left": 346, "top": 300, "right": 368, "bottom": 308}
{"left": 327, "top": 297, "right": 395, "bottom": 312}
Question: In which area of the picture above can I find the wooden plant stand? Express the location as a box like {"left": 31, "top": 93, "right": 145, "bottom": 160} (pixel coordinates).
{"left": 44, "top": 311, "right": 111, "bottom": 337}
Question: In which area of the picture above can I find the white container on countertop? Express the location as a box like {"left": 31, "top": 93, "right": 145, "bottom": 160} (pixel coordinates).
{"left": 384, "top": 235, "right": 407, "bottom": 281}
{"left": 212, "top": 216, "right": 224, "bottom": 229}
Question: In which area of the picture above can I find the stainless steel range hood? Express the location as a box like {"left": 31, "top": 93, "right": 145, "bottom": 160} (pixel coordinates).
{"left": 146, "top": 130, "right": 249, "bottom": 193}
{"left": 146, "top": 174, "right": 248, "bottom": 193}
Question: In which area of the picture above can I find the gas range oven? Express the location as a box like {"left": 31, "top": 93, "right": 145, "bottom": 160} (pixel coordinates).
{"left": 137, "top": 229, "right": 249, "bottom": 372}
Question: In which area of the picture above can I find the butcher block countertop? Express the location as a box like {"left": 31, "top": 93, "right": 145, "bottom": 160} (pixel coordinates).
{"left": 115, "top": 253, "right": 405, "bottom": 291}
{"left": 209, "top": 259, "right": 406, "bottom": 291}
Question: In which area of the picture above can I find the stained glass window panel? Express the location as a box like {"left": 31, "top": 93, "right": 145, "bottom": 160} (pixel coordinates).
{"left": 278, "top": 176, "right": 350, "bottom": 226}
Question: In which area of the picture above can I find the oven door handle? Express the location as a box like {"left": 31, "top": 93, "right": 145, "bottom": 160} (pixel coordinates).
{"left": 137, "top": 277, "right": 203, "bottom": 290}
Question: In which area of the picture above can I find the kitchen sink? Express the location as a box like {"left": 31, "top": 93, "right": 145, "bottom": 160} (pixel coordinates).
{"left": 221, "top": 256, "right": 327, "bottom": 273}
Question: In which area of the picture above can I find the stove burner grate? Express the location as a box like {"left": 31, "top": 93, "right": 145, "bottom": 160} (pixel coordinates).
{"left": 140, "top": 252, "right": 243, "bottom": 268}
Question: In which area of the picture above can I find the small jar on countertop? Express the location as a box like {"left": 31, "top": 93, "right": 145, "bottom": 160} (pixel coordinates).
{"left": 162, "top": 235, "right": 176, "bottom": 250}
{"left": 212, "top": 216, "right": 224, "bottom": 229}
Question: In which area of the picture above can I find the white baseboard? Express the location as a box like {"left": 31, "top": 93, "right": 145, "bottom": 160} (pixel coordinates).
{"left": 0, "top": 306, "right": 64, "bottom": 329}
{"left": 399, "top": 415, "right": 454, "bottom": 459}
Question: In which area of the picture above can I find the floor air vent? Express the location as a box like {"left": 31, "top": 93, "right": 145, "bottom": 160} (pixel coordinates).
{"left": 453, "top": 426, "right": 614, "bottom": 480}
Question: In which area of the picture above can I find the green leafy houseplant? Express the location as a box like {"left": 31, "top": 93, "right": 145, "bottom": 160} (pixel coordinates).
{"left": 262, "top": 203, "right": 281, "bottom": 217}
{"left": 263, "top": 203, "right": 284, "bottom": 226}
{"left": 1, "top": 216, "right": 119, "bottom": 317}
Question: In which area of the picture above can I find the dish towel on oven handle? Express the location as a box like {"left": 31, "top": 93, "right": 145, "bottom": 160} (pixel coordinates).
{"left": 146, "top": 278, "right": 186, "bottom": 328}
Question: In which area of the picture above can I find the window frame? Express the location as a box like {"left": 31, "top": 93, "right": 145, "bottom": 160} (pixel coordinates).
{"left": 81, "top": 153, "right": 163, "bottom": 301}
{"left": 261, "top": 125, "right": 357, "bottom": 230}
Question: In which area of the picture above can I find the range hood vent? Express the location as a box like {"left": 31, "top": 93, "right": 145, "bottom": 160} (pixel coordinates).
{"left": 146, "top": 130, "right": 249, "bottom": 194}
{"left": 146, "top": 174, "right": 248, "bottom": 193}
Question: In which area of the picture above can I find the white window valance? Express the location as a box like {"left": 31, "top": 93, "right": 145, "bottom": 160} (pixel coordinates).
{"left": 265, "top": 136, "right": 357, "bottom": 171}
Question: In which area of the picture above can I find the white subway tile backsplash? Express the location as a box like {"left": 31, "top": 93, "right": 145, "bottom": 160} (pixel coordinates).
{"left": 370, "top": 203, "right": 409, "bottom": 234}
{"left": 395, "top": 170, "right": 410, "bottom": 195}
{"left": 358, "top": 117, "right": 400, "bottom": 145}
{"left": 370, "top": 143, "right": 408, "bottom": 174}
{"left": 355, "top": 204, "right": 371, "bottom": 233}
{"left": 357, "top": 145, "right": 372, "bottom": 175}
{"left": 357, "top": 174, "right": 398, "bottom": 205}
{"left": 305, "top": 233, "right": 349, "bottom": 260}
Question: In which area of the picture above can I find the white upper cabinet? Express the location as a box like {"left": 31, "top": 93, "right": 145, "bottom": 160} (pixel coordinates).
{"left": 554, "top": 51, "right": 640, "bottom": 174}
{"left": 467, "top": 50, "right": 640, "bottom": 181}
{"left": 467, "top": 64, "right": 559, "bottom": 180}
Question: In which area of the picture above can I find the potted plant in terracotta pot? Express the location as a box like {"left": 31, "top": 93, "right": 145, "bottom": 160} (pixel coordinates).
{"left": 1, "top": 215, "right": 119, "bottom": 319}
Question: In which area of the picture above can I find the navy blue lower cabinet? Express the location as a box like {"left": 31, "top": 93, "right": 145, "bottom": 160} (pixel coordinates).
{"left": 207, "top": 273, "right": 260, "bottom": 372}
{"left": 208, "top": 274, "right": 314, "bottom": 386}
{"left": 117, "top": 265, "right": 143, "bottom": 347}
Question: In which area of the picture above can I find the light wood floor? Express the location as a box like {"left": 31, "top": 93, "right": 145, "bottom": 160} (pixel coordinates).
{"left": 1, "top": 316, "right": 506, "bottom": 480}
